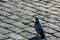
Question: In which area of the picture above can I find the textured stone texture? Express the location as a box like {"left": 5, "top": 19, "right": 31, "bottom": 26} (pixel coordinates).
{"left": 0, "top": 0, "right": 60, "bottom": 40}
{"left": 24, "top": 27, "right": 37, "bottom": 34}
{"left": 20, "top": 31, "right": 36, "bottom": 39}
{"left": 5, "top": 33, "right": 24, "bottom": 40}
{"left": 0, "top": 33, "right": 8, "bottom": 39}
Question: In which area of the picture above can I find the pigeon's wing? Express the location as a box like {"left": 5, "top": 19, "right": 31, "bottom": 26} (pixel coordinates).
{"left": 34, "top": 23, "right": 43, "bottom": 30}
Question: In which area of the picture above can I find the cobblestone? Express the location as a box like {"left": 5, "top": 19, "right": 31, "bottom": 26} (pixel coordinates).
{"left": 28, "top": 22, "right": 34, "bottom": 27}
{"left": 44, "top": 23, "right": 60, "bottom": 31}
{"left": 20, "top": 31, "right": 36, "bottom": 39}
{"left": 0, "top": 16, "right": 6, "bottom": 20}
{"left": 45, "top": 33, "right": 52, "bottom": 37}
{"left": 2, "top": 19, "right": 16, "bottom": 24}
{"left": 44, "top": 27, "right": 56, "bottom": 34}
{"left": 0, "top": 10, "right": 11, "bottom": 16}
{"left": 8, "top": 26, "right": 24, "bottom": 33}
{"left": 8, "top": 15, "right": 20, "bottom": 19}
{"left": 54, "top": 22, "right": 60, "bottom": 26}
{"left": 0, "top": 27, "right": 11, "bottom": 34}
{"left": 6, "top": 39, "right": 14, "bottom": 40}
{"left": 0, "top": 21, "right": 14, "bottom": 28}
{"left": 48, "top": 15, "right": 60, "bottom": 20}
{"left": 5, "top": 33, "right": 24, "bottom": 40}
{"left": 56, "top": 38, "right": 60, "bottom": 40}
{"left": 24, "top": 27, "right": 36, "bottom": 34}
{"left": 54, "top": 32, "right": 60, "bottom": 37}
{"left": 0, "top": 33, "right": 8, "bottom": 39}
{"left": 46, "top": 36, "right": 56, "bottom": 40}
{"left": 2, "top": 19, "right": 30, "bottom": 28}
{"left": 0, "top": 6, "right": 13, "bottom": 13}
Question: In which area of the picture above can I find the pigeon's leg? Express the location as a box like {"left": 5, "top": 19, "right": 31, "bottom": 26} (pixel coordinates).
{"left": 36, "top": 32, "right": 41, "bottom": 37}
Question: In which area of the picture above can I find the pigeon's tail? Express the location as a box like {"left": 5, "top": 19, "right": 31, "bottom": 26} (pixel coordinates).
{"left": 40, "top": 32, "right": 45, "bottom": 39}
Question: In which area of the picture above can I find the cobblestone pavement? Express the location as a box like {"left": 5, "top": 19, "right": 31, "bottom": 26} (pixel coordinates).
{"left": 0, "top": 0, "right": 60, "bottom": 40}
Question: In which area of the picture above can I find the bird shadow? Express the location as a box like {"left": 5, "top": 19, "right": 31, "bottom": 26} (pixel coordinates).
{"left": 28, "top": 36, "right": 43, "bottom": 40}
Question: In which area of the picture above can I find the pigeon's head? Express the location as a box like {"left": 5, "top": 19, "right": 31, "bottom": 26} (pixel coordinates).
{"left": 35, "top": 17, "right": 38, "bottom": 21}
{"left": 35, "top": 17, "right": 39, "bottom": 23}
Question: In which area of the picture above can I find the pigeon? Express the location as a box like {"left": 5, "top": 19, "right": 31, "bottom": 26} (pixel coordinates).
{"left": 34, "top": 17, "right": 45, "bottom": 39}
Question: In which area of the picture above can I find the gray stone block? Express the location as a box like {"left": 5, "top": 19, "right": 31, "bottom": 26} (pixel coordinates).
{"left": 20, "top": 31, "right": 36, "bottom": 38}
{"left": 44, "top": 23, "right": 60, "bottom": 31}
{"left": 6, "top": 39, "right": 14, "bottom": 40}
{"left": 24, "top": 27, "right": 36, "bottom": 34}
{"left": 0, "top": 33, "right": 8, "bottom": 39}
{"left": 0, "top": 27, "right": 11, "bottom": 34}
{"left": 8, "top": 15, "right": 20, "bottom": 19}
{"left": 8, "top": 26, "right": 24, "bottom": 33}
{"left": 0, "top": 11, "right": 11, "bottom": 16}
{"left": 46, "top": 36, "right": 56, "bottom": 40}
{"left": 0, "top": 16, "right": 6, "bottom": 20}
{"left": 44, "top": 27, "right": 56, "bottom": 34}
{"left": 5, "top": 33, "right": 24, "bottom": 40}
{"left": 54, "top": 32, "right": 60, "bottom": 37}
